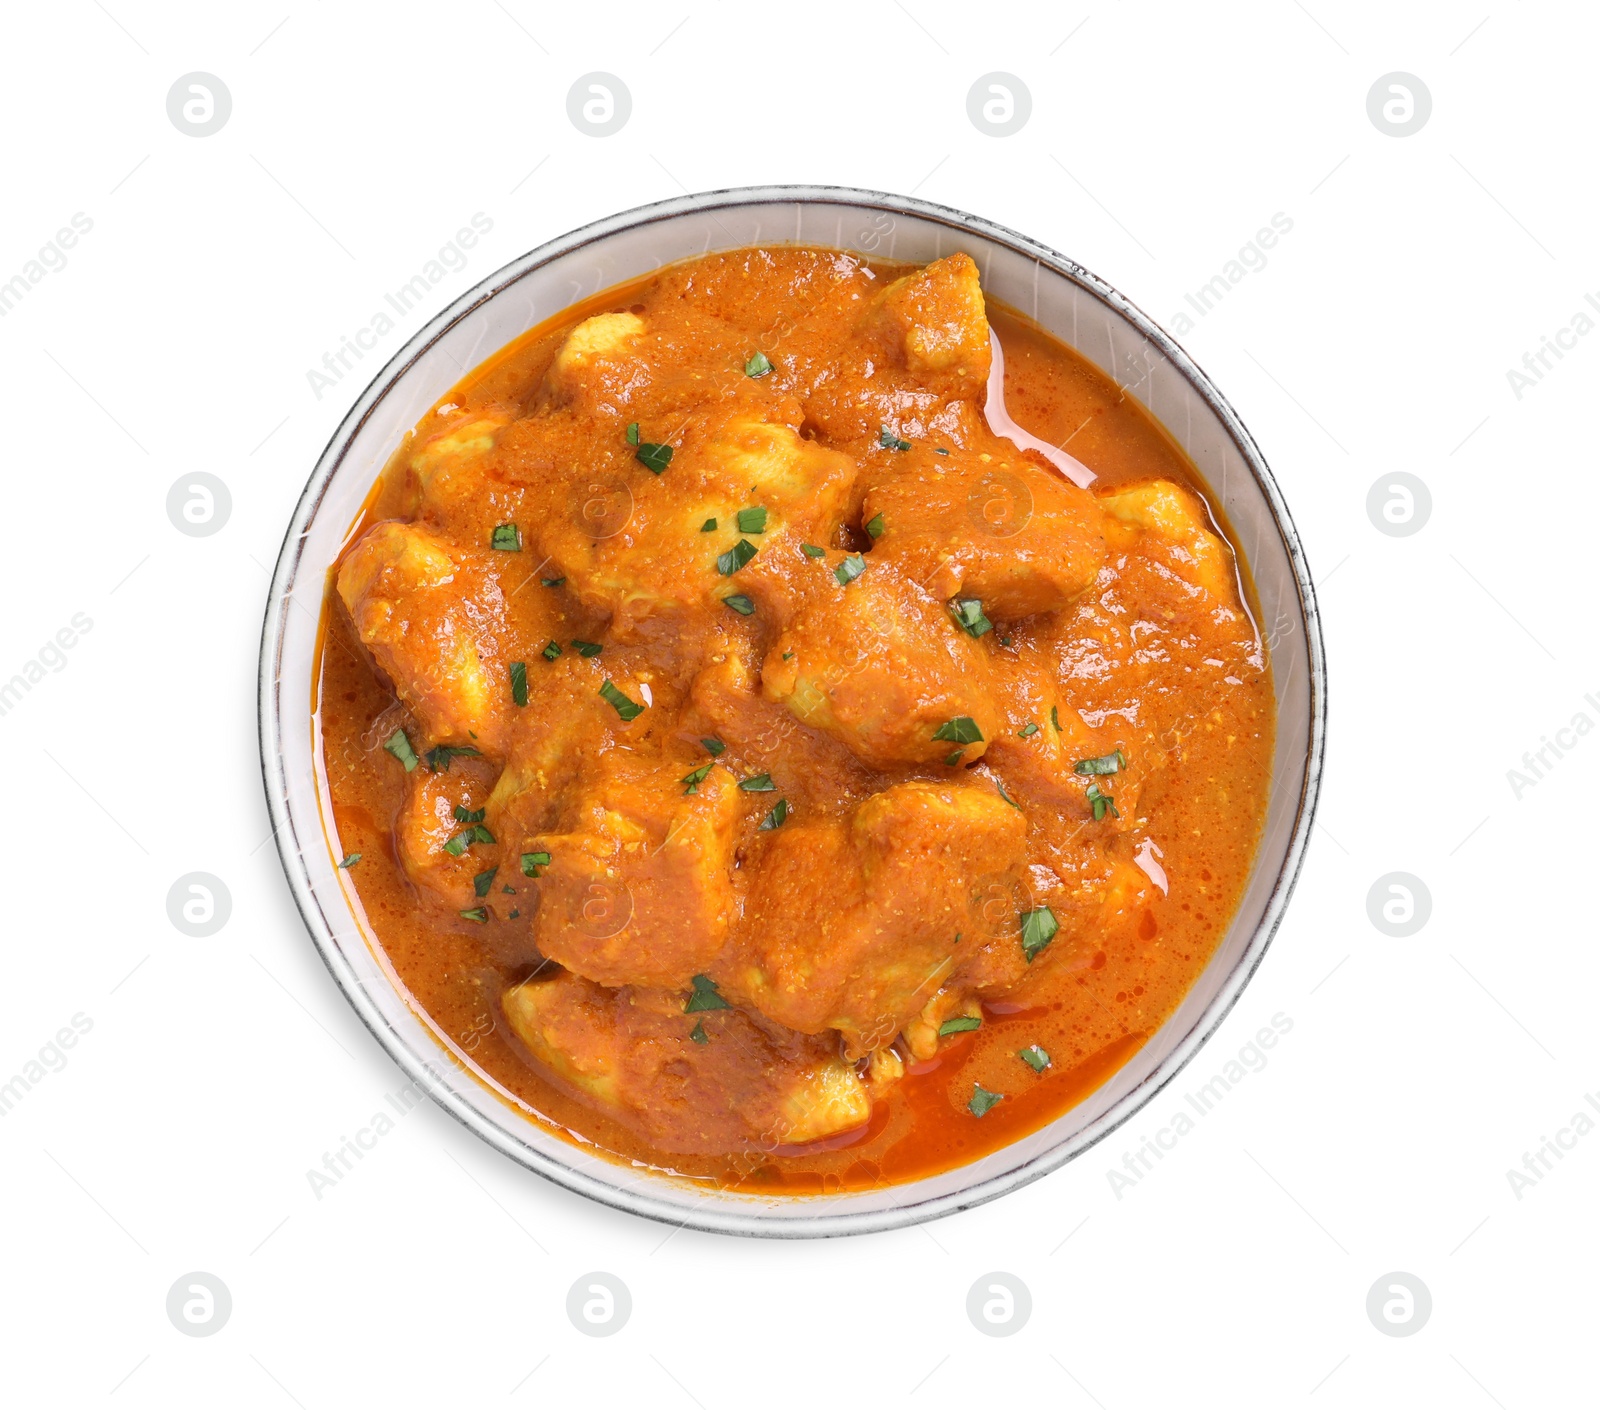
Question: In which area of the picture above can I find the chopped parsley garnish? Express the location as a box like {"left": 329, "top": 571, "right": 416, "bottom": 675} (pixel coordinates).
{"left": 945, "top": 749, "right": 965, "bottom": 766}
{"left": 1020, "top": 906, "right": 1059, "bottom": 962}
{"left": 1019, "top": 1045, "right": 1051, "bottom": 1072}
{"left": 759, "top": 798, "right": 789, "bottom": 829}
{"left": 950, "top": 597, "right": 993, "bottom": 638}
{"left": 541, "top": 576, "right": 566, "bottom": 588}
{"left": 490, "top": 523, "right": 522, "bottom": 551}
{"left": 625, "top": 421, "right": 640, "bottom": 446}
{"left": 599, "top": 679, "right": 644, "bottom": 721}
{"left": 744, "top": 351, "right": 773, "bottom": 377}
{"left": 723, "top": 593, "right": 755, "bottom": 615}
{"left": 1074, "top": 749, "right": 1128, "bottom": 776}
{"left": 338, "top": 852, "right": 361, "bottom": 868}
{"left": 717, "top": 539, "right": 759, "bottom": 575}
{"left": 383, "top": 728, "right": 419, "bottom": 772}
{"left": 878, "top": 425, "right": 912, "bottom": 451}
{"left": 995, "top": 778, "right": 1022, "bottom": 810}
{"left": 1085, "top": 781, "right": 1120, "bottom": 820}
{"left": 473, "top": 867, "right": 498, "bottom": 898}
{"left": 572, "top": 640, "right": 603, "bottom": 658}
{"left": 636, "top": 441, "right": 673, "bottom": 474}
{"left": 681, "top": 762, "right": 715, "bottom": 794}
{"left": 999, "top": 634, "right": 1014, "bottom": 647}
{"left": 968, "top": 1084, "right": 1003, "bottom": 1118}
{"left": 458, "top": 907, "right": 489, "bottom": 923}
{"left": 1017, "top": 723, "right": 1040, "bottom": 738}
{"left": 800, "top": 543, "right": 827, "bottom": 559}
{"left": 932, "top": 716, "right": 983, "bottom": 745}
{"left": 700, "top": 517, "right": 718, "bottom": 532}
{"left": 509, "top": 661, "right": 529, "bottom": 707}
{"left": 865, "top": 513, "right": 886, "bottom": 539}
{"left": 737, "top": 506, "right": 768, "bottom": 534}
{"left": 834, "top": 553, "right": 866, "bottom": 587}
{"left": 935, "top": 447, "right": 950, "bottom": 455}
{"left": 467, "top": 824, "right": 495, "bottom": 845}
{"left": 701, "top": 737, "right": 726, "bottom": 757}
{"left": 443, "top": 834, "right": 469, "bottom": 858}
{"left": 423, "top": 744, "right": 481, "bottom": 772}
{"left": 452, "top": 805, "right": 485, "bottom": 824}
{"left": 1050, "top": 705, "right": 1063, "bottom": 732}
{"left": 520, "top": 850, "right": 551, "bottom": 877}
{"left": 690, "top": 1020, "right": 709, "bottom": 1044}
{"left": 541, "top": 640, "right": 562, "bottom": 661}
{"left": 684, "top": 974, "right": 730, "bottom": 1013}
{"left": 508, "top": 908, "right": 520, "bottom": 918}
{"left": 939, "top": 1014, "right": 982, "bottom": 1037}
{"left": 739, "top": 773, "right": 775, "bottom": 792}
{"left": 502, "top": 884, "right": 516, "bottom": 894}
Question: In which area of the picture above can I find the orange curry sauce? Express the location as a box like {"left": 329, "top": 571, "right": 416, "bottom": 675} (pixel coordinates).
{"left": 314, "top": 246, "right": 1274, "bottom": 1194}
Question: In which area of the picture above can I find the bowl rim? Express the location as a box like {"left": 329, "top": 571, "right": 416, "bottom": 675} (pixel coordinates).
{"left": 259, "top": 183, "right": 1326, "bottom": 1239}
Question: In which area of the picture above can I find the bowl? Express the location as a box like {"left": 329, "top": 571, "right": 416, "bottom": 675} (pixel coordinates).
{"left": 259, "top": 185, "right": 1325, "bottom": 1237}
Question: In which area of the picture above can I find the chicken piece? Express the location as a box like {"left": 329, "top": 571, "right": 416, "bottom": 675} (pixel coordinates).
{"left": 761, "top": 562, "right": 1000, "bottom": 770}
{"left": 394, "top": 757, "right": 498, "bottom": 910}
{"left": 863, "top": 445, "right": 1108, "bottom": 620}
{"left": 728, "top": 781, "right": 1027, "bottom": 1056}
{"left": 502, "top": 973, "right": 870, "bottom": 1154}
{"left": 1098, "top": 480, "right": 1238, "bottom": 607}
{"left": 534, "top": 407, "right": 855, "bottom": 639}
{"left": 520, "top": 752, "right": 739, "bottom": 990}
{"left": 545, "top": 311, "right": 646, "bottom": 400}
{"left": 408, "top": 410, "right": 512, "bottom": 517}
{"left": 336, "top": 521, "right": 510, "bottom": 752}
{"left": 877, "top": 252, "right": 992, "bottom": 385}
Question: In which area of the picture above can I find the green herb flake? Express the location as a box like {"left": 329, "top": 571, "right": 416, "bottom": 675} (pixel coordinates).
{"left": 865, "top": 512, "right": 886, "bottom": 540}
{"left": 423, "top": 744, "right": 481, "bottom": 772}
{"left": 932, "top": 716, "right": 983, "bottom": 745}
{"left": 541, "top": 640, "right": 562, "bottom": 662}
{"left": 935, "top": 447, "right": 950, "bottom": 456}
{"left": 995, "top": 778, "right": 1022, "bottom": 810}
{"left": 681, "top": 762, "right": 715, "bottom": 795}
{"left": 541, "top": 576, "right": 566, "bottom": 589}
{"left": 744, "top": 351, "right": 773, "bottom": 377}
{"left": 473, "top": 867, "right": 498, "bottom": 898}
{"left": 737, "top": 506, "right": 768, "bottom": 534}
{"left": 684, "top": 974, "right": 731, "bottom": 1013}
{"left": 759, "top": 798, "right": 789, "bottom": 830}
{"left": 338, "top": 852, "right": 362, "bottom": 869}
{"left": 968, "top": 1084, "right": 1003, "bottom": 1118}
{"left": 509, "top": 661, "right": 529, "bottom": 707}
{"left": 701, "top": 737, "right": 726, "bottom": 757}
{"left": 508, "top": 907, "right": 520, "bottom": 918}
{"left": 452, "top": 805, "right": 486, "bottom": 824}
{"left": 1017, "top": 722, "right": 1040, "bottom": 738}
{"left": 739, "top": 773, "right": 776, "bottom": 792}
{"left": 1019, "top": 1044, "right": 1051, "bottom": 1073}
{"left": 834, "top": 554, "right": 866, "bottom": 587}
{"left": 950, "top": 597, "right": 993, "bottom": 638}
{"left": 502, "top": 884, "right": 516, "bottom": 894}
{"left": 723, "top": 593, "right": 756, "bottom": 615}
{"left": 717, "top": 538, "right": 759, "bottom": 575}
{"left": 999, "top": 634, "right": 1014, "bottom": 647}
{"left": 599, "top": 679, "right": 644, "bottom": 721}
{"left": 1086, "top": 781, "right": 1120, "bottom": 821}
{"left": 945, "top": 748, "right": 965, "bottom": 766}
{"left": 1074, "top": 749, "right": 1128, "bottom": 776}
{"left": 878, "top": 425, "right": 912, "bottom": 452}
{"left": 700, "top": 517, "right": 718, "bottom": 532}
{"left": 625, "top": 421, "right": 640, "bottom": 446}
{"left": 458, "top": 906, "right": 489, "bottom": 924}
{"left": 1020, "top": 906, "right": 1059, "bottom": 962}
{"left": 690, "top": 1019, "right": 710, "bottom": 1044}
{"left": 520, "top": 850, "right": 551, "bottom": 877}
{"left": 572, "top": 640, "right": 603, "bottom": 658}
{"left": 383, "top": 728, "right": 419, "bottom": 772}
{"left": 490, "top": 523, "right": 522, "bottom": 551}
{"left": 1050, "top": 705, "right": 1062, "bottom": 732}
{"left": 636, "top": 441, "right": 673, "bottom": 474}
{"left": 443, "top": 834, "right": 469, "bottom": 858}
{"left": 468, "top": 824, "right": 496, "bottom": 845}
{"left": 799, "top": 543, "right": 827, "bottom": 559}
{"left": 939, "top": 1014, "right": 982, "bottom": 1037}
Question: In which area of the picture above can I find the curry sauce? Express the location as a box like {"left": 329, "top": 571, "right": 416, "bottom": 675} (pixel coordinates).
{"left": 315, "top": 245, "right": 1274, "bottom": 1192}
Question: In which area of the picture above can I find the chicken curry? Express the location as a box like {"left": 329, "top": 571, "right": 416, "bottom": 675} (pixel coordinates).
{"left": 316, "top": 244, "right": 1274, "bottom": 1192}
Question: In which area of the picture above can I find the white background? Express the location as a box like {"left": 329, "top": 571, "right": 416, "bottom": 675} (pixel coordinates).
{"left": 1, "top": 1, "right": 1594, "bottom": 1405}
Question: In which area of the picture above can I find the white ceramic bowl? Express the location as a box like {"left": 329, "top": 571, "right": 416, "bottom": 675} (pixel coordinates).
{"left": 259, "top": 186, "right": 1325, "bottom": 1237}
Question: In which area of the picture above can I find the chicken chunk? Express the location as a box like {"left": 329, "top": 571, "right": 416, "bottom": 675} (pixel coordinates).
{"left": 1098, "top": 480, "right": 1238, "bottom": 607}
{"left": 878, "top": 252, "right": 992, "bottom": 384}
{"left": 519, "top": 751, "right": 739, "bottom": 990}
{"left": 728, "top": 781, "right": 1027, "bottom": 1055}
{"left": 408, "top": 411, "right": 512, "bottom": 519}
{"left": 336, "top": 521, "right": 510, "bottom": 752}
{"left": 546, "top": 311, "right": 646, "bottom": 398}
{"left": 863, "top": 445, "right": 1108, "bottom": 620}
{"left": 761, "top": 563, "right": 1000, "bottom": 770}
{"left": 502, "top": 973, "right": 870, "bottom": 1154}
